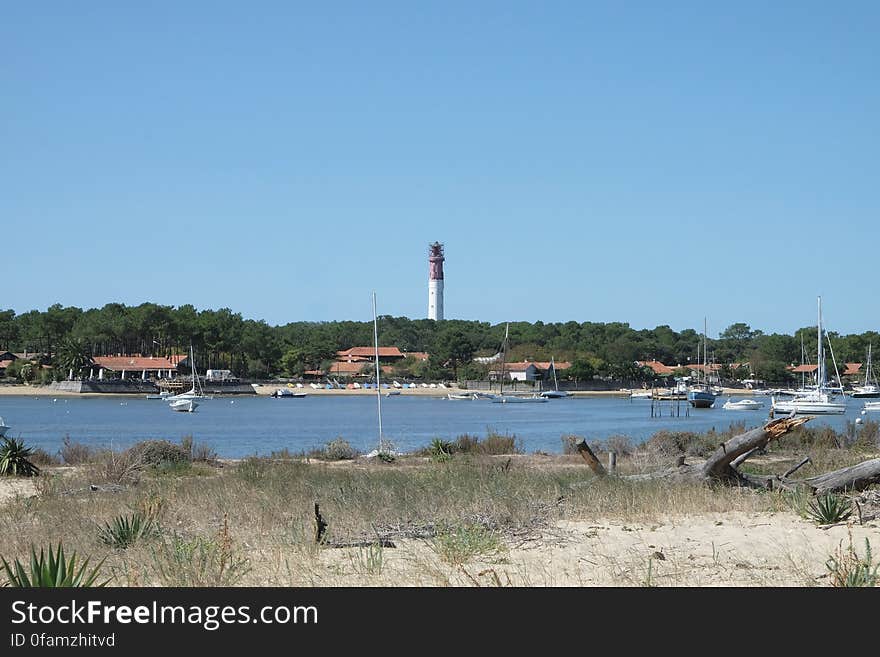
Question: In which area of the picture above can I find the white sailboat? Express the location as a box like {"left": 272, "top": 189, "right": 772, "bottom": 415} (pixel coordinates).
{"left": 365, "top": 292, "right": 396, "bottom": 458}
{"left": 851, "top": 343, "right": 879, "bottom": 398}
{"left": 169, "top": 399, "right": 198, "bottom": 413}
{"left": 771, "top": 298, "right": 846, "bottom": 415}
{"left": 540, "top": 357, "right": 570, "bottom": 398}
{"left": 165, "top": 345, "right": 213, "bottom": 402}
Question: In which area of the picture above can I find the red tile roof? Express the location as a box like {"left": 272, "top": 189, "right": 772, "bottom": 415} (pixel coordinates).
{"left": 789, "top": 364, "right": 818, "bottom": 373}
{"left": 687, "top": 363, "right": 722, "bottom": 372}
{"left": 636, "top": 360, "right": 675, "bottom": 375}
{"left": 532, "top": 361, "right": 571, "bottom": 370}
{"left": 337, "top": 347, "right": 404, "bottom": 359}
{"left": 844, "top": 363, "right": 862, "bottom": 376}
{"left": 92, "top": 355, "right": 186, "bottom": 371}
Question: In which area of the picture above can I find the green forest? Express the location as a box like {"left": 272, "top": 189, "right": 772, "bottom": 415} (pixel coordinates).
{"left": 1, "top": 303, "right": 877, "bottom": 385}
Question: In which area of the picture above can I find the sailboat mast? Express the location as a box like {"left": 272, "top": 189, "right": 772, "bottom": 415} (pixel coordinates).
{"left": 372, "top": 292, "right": 383, "bottom": 450}
{"left": 499, "top": 323, "right": 509, "bottom": 396}
{"left": 817, "top": 297, "right": 825, "bottom": 389}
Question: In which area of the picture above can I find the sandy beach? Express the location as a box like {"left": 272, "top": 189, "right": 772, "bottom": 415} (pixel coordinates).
{"left": 0, "top": 383, "right": 641, "bottom": 398}
{"left": 0, "top": 382, "right": 758, "bottom": 399}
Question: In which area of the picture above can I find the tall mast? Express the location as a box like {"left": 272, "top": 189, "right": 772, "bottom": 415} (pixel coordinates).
{"left": 499, "top": 323, "right": 509, "bottom": 396}
{"left": 372, "top": 292, "right": 383, "bottom": 450}
{"left": 817, "top": 297, "right": 825, "bottom": 389}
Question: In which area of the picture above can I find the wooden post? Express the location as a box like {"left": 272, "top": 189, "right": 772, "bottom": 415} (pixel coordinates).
{"left": 314, "top": 502, "right": 328, "bottom": 544}
{"left": 575, "top": 440, "right": 607, "bottom": 476}
{"left": 608, "top": 452, "right": 617, "bottom": 473}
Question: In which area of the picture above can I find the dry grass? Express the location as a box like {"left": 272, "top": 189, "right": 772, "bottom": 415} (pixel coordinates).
{"left": 1, "top": 424, "right": 878, "bottom": 587}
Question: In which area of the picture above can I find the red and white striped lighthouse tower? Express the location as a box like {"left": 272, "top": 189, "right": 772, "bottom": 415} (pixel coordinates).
{"left": 428, "top": 242, "right": 444, "bottom": 321}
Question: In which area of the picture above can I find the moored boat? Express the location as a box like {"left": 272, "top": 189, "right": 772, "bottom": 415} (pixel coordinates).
{"left": 722, "top": 398, "right": 764, "bottom": 411}
{"left": 169, "top": 399, "right": 198, "bottom": 413}
{"left": 770, "top": 298, "right": 846, "bottom": 416}
{"left": 272, "top": 388, "right": 307, "bottom": 398}
{"left": 0, "top": 416, "right": 9, "bottom": 438}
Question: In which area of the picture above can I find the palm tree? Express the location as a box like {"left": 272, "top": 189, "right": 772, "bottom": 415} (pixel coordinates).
{"left": 55, "top": 338, "right": 93, "bottom": 380}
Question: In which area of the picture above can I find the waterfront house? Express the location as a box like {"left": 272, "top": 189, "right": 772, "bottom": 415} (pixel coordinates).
{"left": 90, "top": 354, "right": 186, "bottom": 381}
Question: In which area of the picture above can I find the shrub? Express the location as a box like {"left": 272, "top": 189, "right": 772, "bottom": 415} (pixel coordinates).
{"left": 191, "top": 442, "right": 218, "bottom": 463}
{"left": 449, "top": 431, "right": 522, "bottom": 455}
{"left": 29, "top": 448, "right": 61, "bottom": 466}
{"left": 428, "top": 438, "right": 454, "bottom": 462}
{"left": 433, "top": 523, "right": 505, "bottom": 565}
{"left": 561, "top": 434, "right": 581, "bottom": 455}
{"left": 324, "top": 438, "right": 358, "bottom": 461}
{"left": 60, "top": 435, "right": 95, "bottom": 465}
{"left": 98, "top": 512, "right": 157, "bottom": 549}
{"left": 130, "top": 440, "right": 191, "bottom": 467}
{"left": 0, "top": 543, "right": 107, "bottom": 587}
{"left": 806, "top": 493, "right": 852, "bottom": 525}
{"left": 0, "top": 437, "right": 40, "bottom": 477}
{"left": 89, "top": 448, "right": 145, "bottom": 485}
{"left": 603, "top": 434, "right": 634, "bottom": 456}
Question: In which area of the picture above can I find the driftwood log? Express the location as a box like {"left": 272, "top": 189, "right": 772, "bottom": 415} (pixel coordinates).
{"left": 575, "top": 416, "right": 880, "bottom": 494}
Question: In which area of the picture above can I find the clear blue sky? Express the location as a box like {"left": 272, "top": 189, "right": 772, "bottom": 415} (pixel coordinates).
{"left": 2, "top": 1, "right": 878, "bottom": 337}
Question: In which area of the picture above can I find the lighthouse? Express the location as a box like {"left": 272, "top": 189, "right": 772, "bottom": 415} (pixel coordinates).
{"left": 428, "top": 242, "right": 444, "bottom": 321}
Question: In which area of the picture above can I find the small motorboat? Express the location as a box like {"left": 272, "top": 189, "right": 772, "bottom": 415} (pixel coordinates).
{"left": 722, "top": 398, "right": 764, "bottom": 411}
{"left": 0, "top": 416, "right": 9, "bottom": 437}
{"left": 447, "top": 392, "right": 475, "bottom": 400}
{"left": 272, "top": 388, "right": 307, "bottom": 398}
{"left": 629, "top": 390, "right": 652, "bottom": 399}
{"left": 540, "top": 389, "right": 570, "bottom": 398}
{"left": 384, "top": 390, "right": 401, "bottom": 397}
{"left": 146, "top": 391, "right": 174, "bottom": 400}
{"left": 864, "top": 401, "right": 880, "bottom": 412}
{"left": 169, "top": 399, "right": 198, "bottom": 413}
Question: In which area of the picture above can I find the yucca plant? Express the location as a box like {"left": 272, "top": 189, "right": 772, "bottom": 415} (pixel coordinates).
{"left": 1, "top": 543, "right": 108, "bottom": 587}
{"left": 0, "top": 436, "right": 40, "bottom": 477}
{"left": 98, "top": 511, "right": 157, "bottom": 549}
{"left": 806, "top": 493, "right": 853, "bottom": 525}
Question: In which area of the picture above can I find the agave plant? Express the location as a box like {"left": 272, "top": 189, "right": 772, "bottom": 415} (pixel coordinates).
{"left": 806, "top": 493, "right": 853, "bottom": 525}
{"left": 98, "top": 512, "right": 157, "bottom": 549}
{"left": 1, "top": 543, "right": 108, "bottom": 587}
{"left": 0, "top": 437, "right": 40, "bottom": 477}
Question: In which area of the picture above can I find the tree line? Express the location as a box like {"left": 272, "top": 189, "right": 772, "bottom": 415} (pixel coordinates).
{"left": 0, "top": 304, "right": 877, "bottom": 385}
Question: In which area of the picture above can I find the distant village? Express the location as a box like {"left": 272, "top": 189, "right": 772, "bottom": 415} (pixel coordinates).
{"left": 0, "top": 346, "right": 870, "bottom": 392}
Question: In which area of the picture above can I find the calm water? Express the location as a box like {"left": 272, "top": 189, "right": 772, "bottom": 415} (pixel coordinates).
{"left": 0, "top": 394, "right": 870, "bottom": 458}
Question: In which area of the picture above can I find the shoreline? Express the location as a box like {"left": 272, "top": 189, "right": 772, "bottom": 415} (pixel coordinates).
{"left": 0, "top": 383, "right": 754, "bottom": 398}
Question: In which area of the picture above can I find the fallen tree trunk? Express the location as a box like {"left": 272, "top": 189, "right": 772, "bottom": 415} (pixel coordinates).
{"left": 572, "top": 416, "right": 880, "bottom": 495}
{"left": 574, "top": 416, "right": 814, "bottom": 487}
{"left": 798, "top": 458, "right": 880, "bottom": 495}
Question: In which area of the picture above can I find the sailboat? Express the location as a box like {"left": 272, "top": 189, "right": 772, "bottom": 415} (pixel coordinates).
{"left": 364, "top": 292, "right": 396, "bottom": 458}
{"left": 851, "top": 343, "right": 879, "bottom": 398}
{"left": 166, "top": 345, "right": 213, "bottom": 402}
{"left": 491, "top": 324, "right": 548, "bottom": 403}
{"left": 688, "top": 319, "right": 715, "bottom": 409}
{"left": 771, "top": 298, "right": 846, "bottom": 415}
{"left": 540, "top": 357, "right": 570, "bottom": 398}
